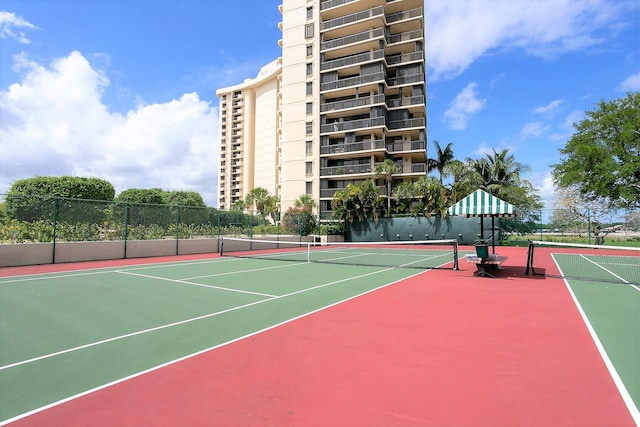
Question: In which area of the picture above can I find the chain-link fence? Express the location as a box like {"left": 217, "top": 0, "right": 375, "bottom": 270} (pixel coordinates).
{"left": 499, "top": 208, "right": 639, "bottom": 246}
{"left": 0, "top": 194, "right": 343, "bottom": 245}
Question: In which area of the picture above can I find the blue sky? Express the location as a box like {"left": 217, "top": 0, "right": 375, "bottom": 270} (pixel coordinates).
{"left": 1, "top": 0, "right": 639, "bottom": 208}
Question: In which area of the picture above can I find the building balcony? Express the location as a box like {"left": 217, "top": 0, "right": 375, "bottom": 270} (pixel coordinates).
{"left": 386, "top": 7, "right": 423, "bottom": 25}
{"left": 320, "top": 0, "right": 357, "bottom": 12}
{"left": 320, "top": 49, "right": 385, "bottom": 72}
{"left": 386, "top": 29, "right": 423, "bottom": 46}
{"left": 320, "top": 71, "right": 385, "bottom": 93}
{"left": 386, "top": 95, "right": 425, "bottom": 109}
{"left": 320, "top": 117, "right": 385, "bottom": 134}
{"left": 386, "top": 73, "right": 425, "bottom": 88}
{"left": 385, "top": 52, "right": 424, "bottom": 67}
{"left": 321, "top": 28, "right": 384, "bottom": 53}
{"left": 321, "top": 6, "right": 385, "bottom": 36}
{"left": 387, "top": 117, "right": 426, "bottom": 131}
{"left": 386, "top": 140, "right": 426, "bottom": 153}
{"left": 321, "top": 94, "right": 385, "bottom": 114}
{"left": 320, "top": 185, "right": 385, "bottom": 199}
{"left": 320, "top": 139, "right": 386, "bottom": 156}
{"left": 320, "top": 163, "right": 375, "bottom": 176}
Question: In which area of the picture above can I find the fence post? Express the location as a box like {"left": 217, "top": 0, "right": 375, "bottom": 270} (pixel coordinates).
{"left": 52, "top": 197, "right": 59, "bottom": 264}
{"left": 175, "top": 206, "right": 180, "bottom": 255}
{"left": 123, "top": 203, "right": 129, "bottom": 259}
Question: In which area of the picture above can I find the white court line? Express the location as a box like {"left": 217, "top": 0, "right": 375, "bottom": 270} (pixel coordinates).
{"left": 0, "top": 266, "right": 396, "bottom": 373}
{"left": 115, "top": 270, "right": 278, "bottom": 298}
{"left": 0, "top": 266, "right": 429, "bottom": 427}
{"left": 579, "top": 254, "right": 631, "bottom": 284}
{"left": 0, "top": 257, "right": 242, "bottom": 284}
{"left": 552, "top": 254, "right": 640, "bottom": 425}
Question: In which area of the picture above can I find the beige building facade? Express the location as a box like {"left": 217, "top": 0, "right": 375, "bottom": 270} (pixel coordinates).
{"left": 217, "top": 0, "right": 426, "bottom": 218}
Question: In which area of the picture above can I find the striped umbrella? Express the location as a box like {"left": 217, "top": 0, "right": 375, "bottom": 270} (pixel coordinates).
{"left": 447, "top": 189, "right": 517, "bottom": 252}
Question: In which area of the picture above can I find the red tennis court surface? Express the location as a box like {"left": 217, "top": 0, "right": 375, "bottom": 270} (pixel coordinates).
{"left": 4, "top": 247, "right": 636, "bottom": 426}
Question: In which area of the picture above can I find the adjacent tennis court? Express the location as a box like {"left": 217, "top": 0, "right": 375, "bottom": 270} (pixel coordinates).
{"left": 1, "top": 240, "right": 638, "bottom": 425}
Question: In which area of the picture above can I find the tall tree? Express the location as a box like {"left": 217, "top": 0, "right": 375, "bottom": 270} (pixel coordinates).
{"left": 552, "top": 92, "right": 640, "bottom": 209}
{"left": 331, "top": 180, "right": 386, "bottom": 223}
{"left": 245, "top": 187, "right": 279, "bottom": 223}
{"left": 374, "top": 159, "right": 402, "bottom": 214}
{"left": 427, "top": 140, "right": 455, "bottom": 184}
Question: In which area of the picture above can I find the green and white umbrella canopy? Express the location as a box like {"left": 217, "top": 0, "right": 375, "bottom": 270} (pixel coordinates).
{"left": 447, "top": 189, "right": 517, "bottom": 251}
{"left": 447, "top": 189, "right": 517, "bottom": 218}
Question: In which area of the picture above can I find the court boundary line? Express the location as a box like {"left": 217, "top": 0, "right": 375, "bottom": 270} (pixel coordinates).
{"left": 0, "top": 265, "right": 399, "bottom": 373}
{"left": 0, "top": 257, "right": 242, "bottom": 284}
{"left": 552, "top": 255, "right": 640, "bottom": 424}
{"left": 0, "top": 266, "right": 431, "bottom": 426}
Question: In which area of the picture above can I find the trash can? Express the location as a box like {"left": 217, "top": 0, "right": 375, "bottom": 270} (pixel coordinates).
{"left": 475, "top": 242, "right": 489, "bottom": 259}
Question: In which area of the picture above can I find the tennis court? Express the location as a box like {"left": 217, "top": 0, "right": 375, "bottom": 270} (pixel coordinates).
{"left": 1, "top": 240, "right": 639, "bottom": 426}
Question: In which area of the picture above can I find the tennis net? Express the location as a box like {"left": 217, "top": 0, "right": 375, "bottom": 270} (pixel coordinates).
{"left": 220, "top": 237, "right": 460, "bottom": 270}
{"left": 525, "top": 240, "right": 640, "bottom": 285}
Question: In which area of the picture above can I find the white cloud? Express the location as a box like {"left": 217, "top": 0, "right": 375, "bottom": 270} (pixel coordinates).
{"left": 0, "top": 11, "right": 38, "bottom": 44}
{"left": 443, "top": 82, "right": 485, "bottom": 130}
{"left": 619, "top": 72, "right": 640, "bottom": 91}
{"left": 528, "top": 171, "right": 556, "bottom": 209}
{"left": 534, "top": 100, "right": 563, "bottom": 116}
{"left": 426, "top": 0, "right": 635, "bottom": 80}
{"left": 520, "top": 122, "right": 549, "bottom": 138}
{"left": 0, "top": 51, "right": 219, "bottom": 205}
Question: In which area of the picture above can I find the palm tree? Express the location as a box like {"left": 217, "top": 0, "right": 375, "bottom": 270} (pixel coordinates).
{"left": 245, "top": 187, "right": 279, "bottom": 223}
{"left": 465, "top": 148, "right": 531, "bottom": 196}
{"left": 374, "top": 159, "right": 402, "bottom": 214}
{"left": 294, "top": 194, "right": 316, "bottom": 211}
{"left": 427, "top": 140, "right": 455, "bottom": 184}
{"left": 331, "top": 181, "right": 385, "bottom": 223}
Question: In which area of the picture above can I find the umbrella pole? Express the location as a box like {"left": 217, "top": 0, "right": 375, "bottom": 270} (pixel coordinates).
{"left": 491, "top": 216, "right": 495, "bottom": 253}
{"left": 480, "top": 216, "right": 484, "bottom": 239}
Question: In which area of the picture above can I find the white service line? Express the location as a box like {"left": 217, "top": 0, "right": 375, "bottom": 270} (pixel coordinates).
{"left": 115, "top": 270, "right": 278, "bottom": 298}
{"left": 0, "top": 266, "right": 396, "bottom": 373}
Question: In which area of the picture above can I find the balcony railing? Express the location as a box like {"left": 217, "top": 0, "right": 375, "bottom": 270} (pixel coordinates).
{"left": 321, "top": 94, "right": 385, "bottom": 113}
{"left": 386, "top": 73, "right": 425, "bottom": 87}
{"left": 405, "top": 163, "right": 427, "bottom": 174}
{"left": 386, "top": 7, "right": 423, "bottom": 24}
{"left": 386, "top": 140, "right": 426, "bottom": 153}
{"left": 321, "top": 28, "right": 385, "bottom": 51}
{"left": 386, "top": 51, "right": 424, "bottom": 67}
{"left": 320, "top": 186, "right": 384, "bottom": 198}
{"left": 321, "top": 117, "right": 386, "bottom": 133}
{"left": 321, "top": 71, "right": 385, "bottom": 92}
{"left": 386, "top": 29, "right": 423, "bottom": 45}
{"left": 386, "top": 95, "right": 425, "bottom": 109}
{"left": 320, "top": 139, "right": 385, "bottom": 155}
{"left": 387, "top": 117, "right": 425, "bottom": 130}
{"left": 320, "top": 163, "right": 375, "bottom": 176}
{"left": 321, "top": 49, "right": 384, "bottom": 72}
{"left": 320, "top": 0, "right": 357, "bottom": 11}
{"left": 321, "top": 6, "right": 384, "bottom": 31}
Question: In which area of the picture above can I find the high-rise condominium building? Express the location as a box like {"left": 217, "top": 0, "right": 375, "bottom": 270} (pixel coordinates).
{"left": 217, "top": 0, "right": 426, "bottom": 219}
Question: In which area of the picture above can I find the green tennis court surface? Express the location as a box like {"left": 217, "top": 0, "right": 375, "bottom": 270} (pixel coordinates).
{"left": 551, "top": 252, "right": 640, "bottom": 412}
{"left": 0, "top": 256, "right": 432, "bottom": 423}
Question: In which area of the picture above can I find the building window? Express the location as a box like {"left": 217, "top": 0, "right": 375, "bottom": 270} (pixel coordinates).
{"left": 306, "top": 182, "right": 312, "bottom": 195}
{"left": 306, "top": 102, "right": 313, "bottom": 115}
{"left": 306, "top": 82, "right": 312, "bottom": 95}
{"left": 306, "top": 6, "right": 312, "bottom": 19}
{"left": 305, "top": 23, "right": 314, "bottom": 39}
{"left": 306, "top": 45, "right": 313, "bottom": 57}
{"left": 306, "top": 121, "right": 313, "bottom": 134}
{"left": 306, "top": 140, "right": 312, "bottom": 155}
{"left": 306, "top": 63, "right": 312, "bottom": 76}
{"left": 306, "top": 162, "right": 313, "bottom": 175}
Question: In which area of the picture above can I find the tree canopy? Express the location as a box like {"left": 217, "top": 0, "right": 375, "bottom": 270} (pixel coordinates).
{"left": 552, "top": 92, "right": 640, "bottom": 209}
